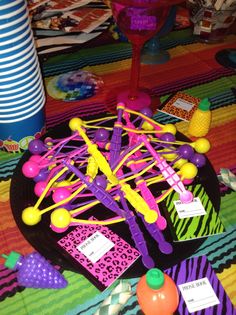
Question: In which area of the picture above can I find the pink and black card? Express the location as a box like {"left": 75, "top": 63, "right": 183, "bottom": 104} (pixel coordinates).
{"left": 57, "top": 217, "right": 140, "bottom": 291}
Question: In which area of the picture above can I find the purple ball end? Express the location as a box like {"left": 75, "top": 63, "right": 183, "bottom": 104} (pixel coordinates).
{"left": 28, "top": 140, "right": 45, "bottom": 155}
{"left": 160, "top": 132, "right": 176, "bottom": 143}
{"left": 178, "top": 144, "right": 194, "bottom": 160}
{"left": 190, "top": 153, "right": 206, "bottom": 168}
{"left": 95, "top": 128, "right": 110, "bottom": 142}
{"left": 140, "top": 107, "right": 153, "bottom": 118}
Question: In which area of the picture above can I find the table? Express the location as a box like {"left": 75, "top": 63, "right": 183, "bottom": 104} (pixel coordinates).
{"left": 0, "top": 27, "right": 236, "bottom": 315}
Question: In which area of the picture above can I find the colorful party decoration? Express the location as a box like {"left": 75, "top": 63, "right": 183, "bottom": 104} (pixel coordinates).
{"left": 21, "top": 103, "right": 211, "bottom": 268}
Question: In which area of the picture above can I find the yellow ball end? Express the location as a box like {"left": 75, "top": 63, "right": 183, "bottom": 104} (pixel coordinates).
{"left": 69, "top": 118, "right": 83, "bottom": 131}
{"left": 192, "top": 138, "right": 211, "bottom": 154}
{"left": 180, "top": 162, "right": 198, "bottom": 180}
{"left": 142, "top": 121, "right": 154, "bottom": 131}
{"left": 173, "top": 158, "right": 187, "bottom": 169}
{"left": 50, "top": 208, "right": 71, "bottom": 229}
{"left": 22, "top": 207, "right": 41, "bottom": 226}
{"left": 162, "top": 124, "right": 177, "bottom": 135}
{"left": 144, "top": 210, "right": 158, "bottom": 224}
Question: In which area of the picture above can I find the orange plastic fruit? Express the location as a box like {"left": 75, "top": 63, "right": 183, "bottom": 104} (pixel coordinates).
{"left": 136, "top": 268, "right": 179, "bottom": 315}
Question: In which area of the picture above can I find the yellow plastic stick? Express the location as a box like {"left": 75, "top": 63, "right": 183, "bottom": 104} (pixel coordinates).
{"left": 34, "top": 167, "right": 68, "bottom": 211}
{"left": 124, "top": 108, "right": 163, "bottom": 128}
{"left": 41, "top": 183, "right": 87, "bottom": 214}
{"left": 120, "top": 183, "right": 157, "bottom": 224}
{"left": 113, "top": 142, "right": 143, "bottom": 174}
{"left": 120, "top": 161, "right": 156, "bottom": 184}
{"left": 84, "top": 116, "right": 117, "bottom": 124}
{"left": 70, "top": 200, "right": 100, "bottom": 215}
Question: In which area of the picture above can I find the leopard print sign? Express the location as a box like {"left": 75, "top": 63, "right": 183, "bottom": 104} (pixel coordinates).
{"left": 58, "top": 219, "right": 140, "bottom": 288}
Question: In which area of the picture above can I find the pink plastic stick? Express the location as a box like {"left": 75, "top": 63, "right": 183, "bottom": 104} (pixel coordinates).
{"left": 140, "top": 135, "right": 193, "bottom": 203}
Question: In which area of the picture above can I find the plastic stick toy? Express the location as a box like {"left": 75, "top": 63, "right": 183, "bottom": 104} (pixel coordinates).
{"left": 127, "top": 159, "right": 167, "bottom": 230}
{"left": 21, "top": 103, "right": 211, "bottom": 267}
{"left": 140, "top": 134, "right": 193, "bottom": 204}
{"left": 109, "top": 103, "right": 124, "bottom": 166}
{"left": 118, "top": 191, "right": 155, "bottom": 268}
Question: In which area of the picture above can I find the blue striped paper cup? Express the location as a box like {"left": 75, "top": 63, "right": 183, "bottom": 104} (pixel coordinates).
{"left": 0, "top": 86, "right": 45, "bottom": 116}
{"left": 0, "top": 0, "right": 45, "bottom": 153}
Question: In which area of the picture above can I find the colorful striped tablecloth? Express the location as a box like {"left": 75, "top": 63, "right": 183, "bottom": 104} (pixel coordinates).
{"left": 0, "top": 28, "right": 236, "bottom": 315}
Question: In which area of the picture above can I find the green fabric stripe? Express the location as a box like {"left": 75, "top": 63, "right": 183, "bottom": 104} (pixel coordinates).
{"left": 43, "top": 43, "right": 131, "bottom": 66}
{"left": 159, "top": 76, "right": 236, "bottom": 105}
{"left": 0, "top": 271, "right": 99, "bottom": 315}
{"left": 43, "top": 28, "right": 193, "bottom": 68}
{"left": 0, "top": 151, "right": 22, "bottom": 163}
{"left": 219, "top": 191, "right": 236, "bottom": 228}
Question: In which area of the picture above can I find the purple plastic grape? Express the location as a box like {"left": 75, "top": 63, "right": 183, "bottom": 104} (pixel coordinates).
{"left": 17, "top": 253, "right": 67, "bottom": 289}
{"left": 160, "top": 132, "right": 176, "bottom": 143}
{"left": 94, "top": 128, "right": 110, "bottom": 142}
{"left": 178, "top": 144, "right": 194, "bottom": 160}
{"left": 190, "top": 153, "right": 206, "bottom": 168}
{"left": 2, "top": 251, "right": 67, "bottom": 289}
{"left": 28, "top": 139, "right": 46, "bottom": 155}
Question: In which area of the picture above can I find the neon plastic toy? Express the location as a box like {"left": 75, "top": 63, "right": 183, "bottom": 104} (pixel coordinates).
{"left": 21, "top": 103, "right": 211, "bottom": 267}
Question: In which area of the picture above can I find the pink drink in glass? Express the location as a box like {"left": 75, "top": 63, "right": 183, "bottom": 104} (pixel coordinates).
{"left": 111, "top": 0, "right": 175, "bottom": 111}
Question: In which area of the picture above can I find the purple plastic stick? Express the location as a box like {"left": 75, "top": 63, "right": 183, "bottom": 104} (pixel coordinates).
{"left": 64, "top": 161, "right": 123, "bottom": 217}
{"left": 118, "top": 191, "right": 154, "bottom": 269}
{"left": 139, "top": 215, "right": 173, "bottom": 254}
{"left": 41, "top": 132, "right": 79, "bottom": 161}
{"left": 109, "top": 106, "right": 124, "bottom": 166}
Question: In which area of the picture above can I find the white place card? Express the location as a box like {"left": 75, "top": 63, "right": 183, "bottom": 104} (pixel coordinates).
{"left": 77, "top": 231, "right": 114, "bottom": 264}
{"left": 178, "top": 277, "right": 220, "bottom": 313}
{"left": 174, "top": 197, "right": 206, "bottom": 219}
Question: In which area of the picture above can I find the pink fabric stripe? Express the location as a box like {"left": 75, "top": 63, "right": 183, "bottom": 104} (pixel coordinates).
{"left": 0, "top": 281, "right": 19, "bottom": 296}
{"left": 0, "top": 272, "right": 17, "bottom": 288}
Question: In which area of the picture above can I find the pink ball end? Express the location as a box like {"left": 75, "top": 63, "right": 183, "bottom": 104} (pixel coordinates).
{"left": 34, "top": 181, "right": 50, "bottom": 197}
{"left": 52, "top": 187, "right": 71, "bottom": 204}
{"left": 50, "top": 224, "right": 69, "bottom": 233}
{"left": 22, "top": 161, "right": 39, "bottom": 178}
{"left": 182, "top": 178, "right": 194, "bottom": 185}
{"left": 180, "top": 190, "right": 193, "bottom": 204}
{"left": 29, "top": 155, "right": 42, "bottom": 163}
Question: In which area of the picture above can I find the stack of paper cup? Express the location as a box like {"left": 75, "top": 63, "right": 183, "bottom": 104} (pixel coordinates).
{"left": 0, "top": 0, "right": 45, "bottom": 153}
